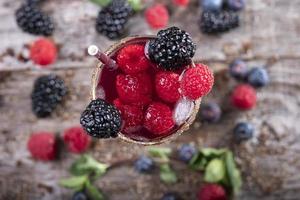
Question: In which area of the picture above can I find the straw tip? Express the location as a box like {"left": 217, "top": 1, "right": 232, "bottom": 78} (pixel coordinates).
{"left": 88, "top": 45, "right": 99, "bottom": 56}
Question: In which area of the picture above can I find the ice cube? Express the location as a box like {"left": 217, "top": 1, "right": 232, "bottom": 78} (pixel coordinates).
{"left": 173, "top": 98, "right": 194, "bottom": 125}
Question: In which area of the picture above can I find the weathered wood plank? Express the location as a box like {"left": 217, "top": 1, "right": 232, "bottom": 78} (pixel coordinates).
{"left": 1, "top": 0, "right": 300, "bottom": 200}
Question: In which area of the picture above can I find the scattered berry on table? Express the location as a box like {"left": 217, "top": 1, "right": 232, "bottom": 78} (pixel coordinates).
{"left": 247, "top": 67, "right": 269, "bottom": 88}
{"left": 117, "top": 44, "right": 151, "bottom": 74}
{"left": 63, "top": 126, "right": 91, "bottom": 154}
{"left": 148, "top": 27, "right": 196, "bottom": 71}
{"left": 201, "top": 0, "right": 224, "bottom": 11}
{"left": 27, "top": 132, "right": 57, "bottom": 161}
{"left": 225, "top": 0, "right": 246, "bottom": 11}
{"left": 181, "top": 64, "right": 214, "bottom": 100}
{"left": 144, "top": 102, "right": 175, "bottom": 135}
{"left": 15, "top": 4, "right": 54, "bottom": 36}
{"left": 31, "top": 74, "right": 67, "bottom": 118}
{"left": 134, "top": 155, "right": 155, "bottom": 173}
{"left": 116, "top": 73, "right": 152, "bottom": 106}
{"left": 173, "top": 0, "right": 190, "bottom": 7}
{"left": 233, "top": 122, "right": 254, "bottom": 142}
{"left": 145, "top": 4, "right": 169, "bottom": 29}
{"left": 72, "top": 192, "right": 89, "bottom": 200}
{"left": 199, "top": 102, "right": 221, "bottom": 123}
{"left": 80, "top": 98, "right": 122, "bottom": 138}
{"left": 198, "top": 184, "right": 227, "bottom": 200}
{"left": 161, "top": 192, "right": 183, "bottom": 200}
{"left": 200, "top": 10, "right": 239, "bottom": 34}
{"left": 113, "top": 99, "right": 144, "bottom": 134}
{"left": 96, "top": 0, "right": 132, "bottom": 39}
{"left": 178, "top": 144, "right": 196, "bottom": 163}
{"left": 231, "top": 84, "right": 256, "bottom": 110}
{"left": 30, "top": 38, "right": 57, "bottom": 66}
{"left": 229, "top": 59, "right": 248, "bottom": 80}
{"left": 155, "top": 71, "right": 181, "bottom": 103}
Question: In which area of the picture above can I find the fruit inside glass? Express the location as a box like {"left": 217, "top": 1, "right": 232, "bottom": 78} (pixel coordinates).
{"left": 91, "top": 36, "right": 201, "bottom": 145}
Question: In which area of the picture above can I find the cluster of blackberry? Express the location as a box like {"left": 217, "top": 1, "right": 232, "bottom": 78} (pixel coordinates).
{"left": 199, "top": 0, "right": 245, "bottom": 34}
{"left": 15, "top": 0, "right": 54, "bottom": 36}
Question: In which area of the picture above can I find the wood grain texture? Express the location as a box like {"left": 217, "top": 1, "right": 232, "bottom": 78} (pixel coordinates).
{"left": 0, "top": 0, "right": 300, "bottom": 200}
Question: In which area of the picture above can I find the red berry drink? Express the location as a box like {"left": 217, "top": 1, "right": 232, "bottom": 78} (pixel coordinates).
{"left": 83, "top": 27, "right": 214, "bottom": 145}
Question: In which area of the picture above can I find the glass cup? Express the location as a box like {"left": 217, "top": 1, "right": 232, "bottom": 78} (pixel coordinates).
{"left": 91, "top": 36, "right": 201, "bottom": 145}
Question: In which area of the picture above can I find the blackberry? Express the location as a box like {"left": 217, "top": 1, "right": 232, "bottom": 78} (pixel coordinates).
{"left": 200, "top": 10, "right": 239, "bottom": 34}
{"left": 96, "top": 0, "right": 132, "bottom": 39}
{"left": 147, "top": 26, "right": 196, "bottom": 70}
{"left": 134, "top": 155, "right": 155, "bottom": 173}
{"left": 80, "top": 99, "right": 122, "bottom": 138}
{"left": 31, "top": 74, "right": 67, "bottom": 118}
{"left": 15, "top": 4, "right": 54, "bottom": 36}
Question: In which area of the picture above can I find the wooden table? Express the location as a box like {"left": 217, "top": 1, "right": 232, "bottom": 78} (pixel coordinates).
{"left": 0, "top": 0, "right": 300, "bottom": 199}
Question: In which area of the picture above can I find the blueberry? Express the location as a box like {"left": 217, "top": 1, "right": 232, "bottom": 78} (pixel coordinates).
{"left": 201, "top": 0, "right": 224, "bottom": 11}
{"left": 233, "top": 122, "right": 254, "bottom": 142}
{"left": 161, "top": 192, "right": 183, "bottom": 200}
{"left": 200, "top": 102, "right": 222, "bottom": 123}
{"left": 134, "top": 155, "right": 154, "bottom": 173}
{"left": 247, "top": 67, "right": 269, "bottom": 88}
{"left": 178, "top": 144, "right": 197, "bottom": 163}
{"left": 72, "top": 192, "right": 89, "bottom": 200}
{"left": 226, "top": 0, "right": 246, "bottom": 11}
{"left": 229, "top": 59, "right": 248, "bottom": 80}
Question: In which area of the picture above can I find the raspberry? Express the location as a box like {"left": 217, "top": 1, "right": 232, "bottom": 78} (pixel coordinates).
{"left": 113, "top": 99, "right": 144, "bottom": 133}
{"left": 116, "top": 73, "right": 152, "bottom": 106}
{"left": 117, "top": 44, "right": 150, "bottom": 74}
{"left": 63, "top": 126, "right": 91, "bottom": 154}
{"left": 144, "top": 102, "right": 175, "bottom": 135}
{"left": 80, "top": 99, "right": 122, "bottom": 138}
{"left": 181, "top": 64, "right": 214, "bottom": 100}
{"left": 30, "top": 38, "right": 57, "bottom": 66}
{"left": 15, "top": 4, "right": 54, "bottom": 36}
{"left": 31, "top": 74, "right": 67, "bottom": 118}
{"left": 231, "top": 84, "right": 256, "bottom": 110}
{"left": 148, "top": 27, "right": 196, "bottom": 70}
{"left": 27, "top": 132, "right": 57, "bottom": 161}
{"left": 145, "top": 4, "right": 169, "bottom": 29}
{"left": 155, "top": 71, "right": 180, "bottom": 103}
{"left": 173, "top": 0, "right": 189, "bottom": 7}
{"left": 198, "top": 184, "right": 227, "bottom": 200}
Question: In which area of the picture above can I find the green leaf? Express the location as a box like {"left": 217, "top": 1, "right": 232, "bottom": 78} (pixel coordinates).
{"left": 200, "top": 148, "right": 227, "bottom": 158}
{"left": 70, "top": 155, "right": 109, "bottom": 178}
{"left": 127, "top": 0, "right": 143, "bottom": 12}
{"left": 148, "top": 147, "right": 172, "bottom": 162}
{"left": 59, "top": 175, "right": 88, "bottom": 191}
{"left": 89, "top": 0, "right": 111, "bottom": 7}
{"left": 159, "top": 163, "right": 177, "bottom": 184}
{"left": 85, "top": 180, "right": 105, "bottom": 200}
{"left": 224, "top": 151, "right": 242, "bottom": 195}
{"left": 204, "top": 158, "right": 226, "bottom": 183}
{"left": 189, "top": 153, "right": 208, "bottom": 171}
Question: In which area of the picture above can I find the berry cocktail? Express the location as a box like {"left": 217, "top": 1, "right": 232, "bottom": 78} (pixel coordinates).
{"left": 81, "top": 27, "right": 214, "bottom": 145}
